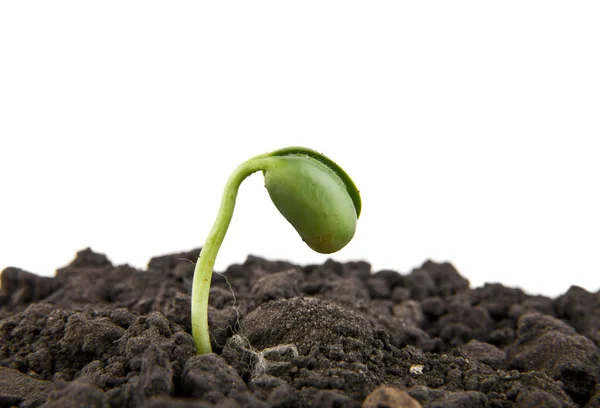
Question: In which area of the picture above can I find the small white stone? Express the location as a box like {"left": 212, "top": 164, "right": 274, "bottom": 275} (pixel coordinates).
{"left": 409, "top": 364, "right": 424, "bottom": 375}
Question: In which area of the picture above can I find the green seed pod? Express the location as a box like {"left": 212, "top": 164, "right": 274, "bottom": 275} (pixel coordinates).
{"left": 263, "top": 147, "right": 361, "bottom": 254}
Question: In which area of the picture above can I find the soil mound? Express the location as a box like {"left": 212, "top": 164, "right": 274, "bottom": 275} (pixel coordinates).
{"left": 1, "top": 248, "right": 599, "bottom": 407}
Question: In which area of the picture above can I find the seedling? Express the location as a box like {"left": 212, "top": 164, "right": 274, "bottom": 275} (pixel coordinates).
{"left": 191, "top": 146, "right": 361, "bottom": 354}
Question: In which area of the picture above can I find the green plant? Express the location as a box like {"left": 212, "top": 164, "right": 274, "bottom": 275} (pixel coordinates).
{"left": 191, "top": 146, "right": 361, "bottom": 354}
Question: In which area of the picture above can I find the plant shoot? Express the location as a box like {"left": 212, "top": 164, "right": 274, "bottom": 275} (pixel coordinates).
{"left": 191, "top": 147, "right": 361, "bottom": 354}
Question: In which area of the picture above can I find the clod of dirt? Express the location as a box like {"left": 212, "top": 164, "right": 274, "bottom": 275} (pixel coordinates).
{"left": 362, "top": 385, "right": 422, "bottom": 408}
{"left": 0, "top": 366, "right": 51, "bottom": 407}
{"left": 506, "top": 313, "right": 600, "bottom": 405}
{"left": 1, "top": 247, "right": 599, "bottom": 407}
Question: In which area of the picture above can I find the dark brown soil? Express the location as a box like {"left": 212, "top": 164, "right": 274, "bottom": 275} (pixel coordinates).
{"left": 1, "top": 248, "right": 599, "bottom": 407}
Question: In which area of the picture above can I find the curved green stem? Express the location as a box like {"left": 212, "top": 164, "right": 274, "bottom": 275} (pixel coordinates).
{"left": 192, "top": 154, "right": 271, "bottom": 354}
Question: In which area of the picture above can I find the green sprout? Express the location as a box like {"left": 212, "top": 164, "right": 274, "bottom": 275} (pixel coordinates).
{"left": 191, "top": 146, "right": 362, "bottom": 354}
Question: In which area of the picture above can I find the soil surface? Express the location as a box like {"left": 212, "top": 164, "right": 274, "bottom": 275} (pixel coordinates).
{"left": 1, "top": 248, "right": 599, "bottom": 408}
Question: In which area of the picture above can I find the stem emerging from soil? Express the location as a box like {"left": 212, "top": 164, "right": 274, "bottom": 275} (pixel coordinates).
{"left": 192, "top": 154, "right": 270, "bottom": 354}
{"left": 191, "top": 147, "right": 361, "bottom": 355}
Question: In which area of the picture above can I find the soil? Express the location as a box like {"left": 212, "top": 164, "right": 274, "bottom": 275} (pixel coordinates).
{"left": 1, "top": 248, "right": 599, "bottom": 408}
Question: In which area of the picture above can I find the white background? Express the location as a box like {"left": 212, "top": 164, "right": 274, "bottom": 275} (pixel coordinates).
{"left": 1, "top": 2, "right": 598, "bottom": 297}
